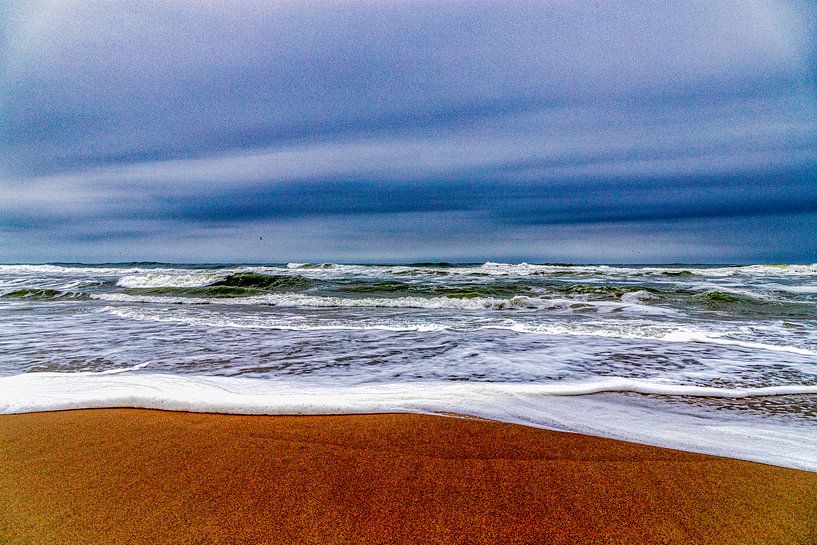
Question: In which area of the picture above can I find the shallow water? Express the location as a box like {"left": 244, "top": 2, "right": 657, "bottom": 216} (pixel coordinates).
{"left": 1, "top": 262, "right": 816, "bottom": 470}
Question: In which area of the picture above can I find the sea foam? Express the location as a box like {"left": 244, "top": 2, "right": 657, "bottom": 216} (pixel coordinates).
{"left": 93, "top": 292, "right": 672, "bottom": 315}
{"left": 115, "top": 273, "right": 221, "bottom": 288}
{"left": 2, "top": 372, "right": 816, "bottom": 472}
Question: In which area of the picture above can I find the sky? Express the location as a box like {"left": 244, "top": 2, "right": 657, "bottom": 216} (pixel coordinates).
{"left": 1, "top": 1, "right": 816, "bottom": 263}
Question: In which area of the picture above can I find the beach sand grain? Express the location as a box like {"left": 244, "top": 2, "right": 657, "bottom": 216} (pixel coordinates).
{"left": 0, "top": 409, "right": 815, "bottom": 544}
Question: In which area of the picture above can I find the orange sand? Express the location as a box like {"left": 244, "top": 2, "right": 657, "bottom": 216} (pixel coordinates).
{"left": 0, "top": 409, "right": 815, "bottom": 544}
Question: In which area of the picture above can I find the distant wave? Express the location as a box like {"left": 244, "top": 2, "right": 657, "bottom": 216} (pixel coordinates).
{"left": 0, "top": 264, "right": 189, "bottom": 276}
{"left": 2, "top": 262, "right": 816, "bottom": 279}
{"left": 477, "top": 262, "right": 817, "bottom": 277}
{"left": 286, "top": 262, "right": 336, "bottom": 269}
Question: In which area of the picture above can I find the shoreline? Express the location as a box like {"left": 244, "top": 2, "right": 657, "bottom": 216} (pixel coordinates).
{"left": 5, "top": 372, "right": 816, "bottom": 473}
{"left": 1, "top": 409, "right": 815, "bottom": 544}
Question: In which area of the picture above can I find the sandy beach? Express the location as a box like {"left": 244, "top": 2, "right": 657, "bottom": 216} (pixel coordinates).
{"left": 4, "top": 0, "right": 817, "bottom": 542}
{"left": 0, "top": 410, "right": 814, "bottom": 544}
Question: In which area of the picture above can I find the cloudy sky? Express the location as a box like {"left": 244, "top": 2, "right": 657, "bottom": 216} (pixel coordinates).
{"left": 1, "top": 1, "right": 815, "bottom": 263}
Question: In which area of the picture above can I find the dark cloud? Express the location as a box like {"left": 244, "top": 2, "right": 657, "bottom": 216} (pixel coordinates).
{"left": 1, "top": 1, "right": 816, "bottom": 262}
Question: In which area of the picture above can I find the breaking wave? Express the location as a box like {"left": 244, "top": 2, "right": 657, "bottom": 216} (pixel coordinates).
{"left": 94, "top": 292, "right": 671, "bottom": 314}
{"left": 1, "top": 288, "right": 89, "bottom": 300}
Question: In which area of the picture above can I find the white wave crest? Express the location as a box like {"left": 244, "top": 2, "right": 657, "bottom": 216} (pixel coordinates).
{"left": 766, "top": 283, "right": 817, "bottom": 294}
{"left": 286, "top": 262, "right": 336, "bottom": 269}
{"left": 0, "top": 264, "right": 144, "bottom": 276}
{"left": 100, "top": 306, "right": 448, "bottom": 332}
{"left": 93, "top": 292, "right": 671, "bottom": 315}
{"left": 506, "top": 322, "right": 817, "bottom": 357}
{"left": 86, "top": 361, "right": 152, "bottom": 375}
{"left": 95, "top": 293, "right": 214, "bottom": 304}
{"left": 476, "top": 262, "right": 817, "bottom": 278}
{"left": 619, "top": 290, "right": 655, "bottom": 303}
{"left": 3, "top": 263, "right": 816, "bottom": 282}
{"left": 115, "top": 273, "right": 221, "bottom": 288}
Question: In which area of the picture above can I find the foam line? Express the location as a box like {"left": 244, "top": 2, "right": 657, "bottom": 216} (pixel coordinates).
{"left": 506, "top": 324, "right": 817, "bottom": 357}
{"left": 115, "top": 273, "right": 220, "bottom": 288}
{"left": 2, "top": 373, "right": 817, "bottom": 471}
{"left": 98, "top": 305, "right": 817, "bottom": 356}
{"left": 94, "top": 292, "right": 673, "bottom": 315}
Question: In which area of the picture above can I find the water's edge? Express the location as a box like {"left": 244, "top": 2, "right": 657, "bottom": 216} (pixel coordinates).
{"left": 3, "top": 372, "right": 816, "bottom": 473}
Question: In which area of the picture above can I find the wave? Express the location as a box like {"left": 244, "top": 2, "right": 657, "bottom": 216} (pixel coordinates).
{"left": 4, "top": 373, "right": 817, "bottom": 408}
{"left": 96, "top": 293, "right": 214, "bottom": 305}
{"left": 94, "top": 292, "right": 671, "bottom": 315}
{"left": 548, "top": 284, "right": 659, "bottom": 301}
{"left": 116, "top": 276, "right": 655, "bottom": 302}
{"left": 123, "top": 286, "right": 270, "bottom": 298}
{"left": 101, "top": 306, "right": 449, "bottom": 332}
{"left": 273, "top": 262, "right": 817, "bottom": 282}
{"left": 698, "top": 290, "right": 757, "bottom": 305}
{"left": 0, "top": 264, "right": 197, "bottom": 277}
{"left": 3, "top": 262, "right": 816, "bottom": 278}
{"left": 766, "top": 283, "right": 817, "bottom": 295}
{"left": 504, "top": 323, "right": 817, "bottom": 357}
{"left": 477, "top": 262, "right": 817, "bottom": 278}
{"left": 116, "top": 272, "right": 222, "bottom": 288}
{"left": 286, "top": 262, "right": 336, "bottom": 269}
{"left": 210, "top": 272, "right": 315, "bottom": 290}
{"left": 659, "top": 331, "right": 817, "bottom": 357}
{"left": 2, "top": 373, "right": 816, "bottom": 471}
{"left": 93, "top": 292, "right": 540, "bottom": 309}
{"left": 72, "top": 361, "right": 152, "bottom": 375}
{"left": 1, "top": 288, "right": 89, "bottom": 300}
{"left": 98, "top": 304, "right": 815, "bottom": 358}
{"left": 116, "top": 271, "right": 317, "bottom": 291}
{"left": 338, "top": 280, "right": 537, "bottom": 299}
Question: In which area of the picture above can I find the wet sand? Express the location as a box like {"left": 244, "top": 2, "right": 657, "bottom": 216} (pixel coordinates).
{"left": 0, "top": 409, "right": 815, "bottom": 544}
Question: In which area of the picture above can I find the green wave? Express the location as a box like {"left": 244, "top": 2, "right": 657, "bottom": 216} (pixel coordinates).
{"left": 2, "top": 289, "right": 89, "bottom": 300}
{"left": 209, "top": 273, "right": 316, "bottom": 290}
{"left": 342, "top": 280, "right": 418, "bottom": 294}
{"left": 441, "top": 285, "right": 535, "bottom": 299}
{"left": 698, "top": 290, "right": 754, "bottom": 305}
{"left": 549, "top": 284, "right": 654, "bottom": 299}
{"left": 124, "top": 286, "right": 268, "bottom": 298}
{"left": 119, "top": 274, "right": 318, "bottom": 298}
{"left": 340, "top": 281, "right": 534, "bottom": 298}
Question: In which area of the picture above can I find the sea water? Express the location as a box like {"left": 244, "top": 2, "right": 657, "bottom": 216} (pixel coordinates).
{"left": 1, "top": 262, "right": 816, "bottom": 470}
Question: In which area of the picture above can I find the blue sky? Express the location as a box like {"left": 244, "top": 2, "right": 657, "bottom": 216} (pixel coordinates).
{"left": 1, "top": 1, "right": 815, "bottom": 263}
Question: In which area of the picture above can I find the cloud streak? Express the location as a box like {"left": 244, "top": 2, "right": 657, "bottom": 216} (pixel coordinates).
{"left": 1, "top": 1, "right": 816, "bottom": 262}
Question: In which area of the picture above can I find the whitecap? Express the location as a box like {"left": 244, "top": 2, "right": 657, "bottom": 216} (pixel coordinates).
{"left": 115, "top": 272, "right": 222, "bottom": 288}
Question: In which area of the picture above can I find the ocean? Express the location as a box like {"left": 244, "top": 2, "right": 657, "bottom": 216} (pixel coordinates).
{"left": 1, "top": 262, "right": 816, "bottom": 470}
